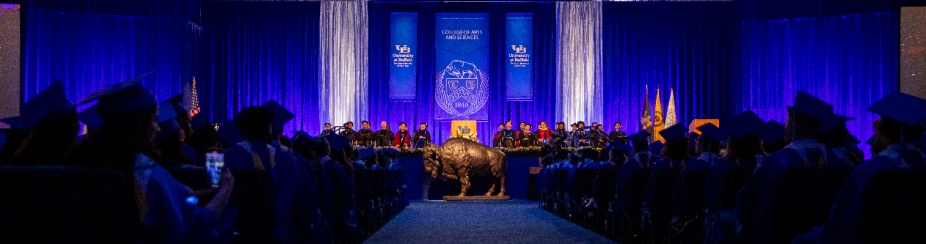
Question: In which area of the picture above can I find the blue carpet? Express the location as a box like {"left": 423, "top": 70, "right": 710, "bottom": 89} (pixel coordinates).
{"left": 365, "top": 200, "right": 615, "bottom": 244}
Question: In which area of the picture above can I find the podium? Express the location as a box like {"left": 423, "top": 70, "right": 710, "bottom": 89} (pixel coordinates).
{"left": 450, "top": 120, "right": 478, "bottom": 141}
{"left": 688, "top": 119, "right": 720, "bottom": 134}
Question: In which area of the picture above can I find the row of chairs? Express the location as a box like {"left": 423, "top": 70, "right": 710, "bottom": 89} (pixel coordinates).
{"left": 538, "top": 162, "right": 926, "bottom": 243}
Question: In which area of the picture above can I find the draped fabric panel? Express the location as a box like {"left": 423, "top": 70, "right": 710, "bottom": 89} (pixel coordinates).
{"left": 601, "top": 2, "right": 737, "bottom": 134}
{"left": 203, "top": 2, "right": 321, "bottom": 135}
{"left": 555, "top": 1, "right": 602, "bottom": 125}
{"left": 739, "top": 12, "right": 898, "bottom": 153}
{"left": 319, "top": 0, "right": 369, "bottom": 127}
{"left": 23, "top": 8, "right": 187, "bottom": 109}
{"left": 368, "top": 3, "right": 557, "bottom": 145}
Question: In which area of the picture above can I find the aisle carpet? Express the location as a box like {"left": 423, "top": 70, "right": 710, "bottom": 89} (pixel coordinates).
{"left": 365, "top": 200, "right": 615, "bottom": 244}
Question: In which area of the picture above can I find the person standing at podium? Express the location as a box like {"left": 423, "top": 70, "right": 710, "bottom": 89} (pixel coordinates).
{"left": 609, "top": 122, "right": 627, "bottom": 145}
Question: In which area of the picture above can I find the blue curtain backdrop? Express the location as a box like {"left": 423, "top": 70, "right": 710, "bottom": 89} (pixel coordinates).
{"left": 22, "top": 7, "right": 188, "bottom": 110}
{"left": 202, "top": 2, "right": 321, "bottom": 135}
{"left": 601, "top": 2, "right": 737, "bottom": 134}
{"left": 738, "top": 12, "right": 898, "bottom": 154}
{"left": 368, "top": 3, "right": 556, "bottom": 144}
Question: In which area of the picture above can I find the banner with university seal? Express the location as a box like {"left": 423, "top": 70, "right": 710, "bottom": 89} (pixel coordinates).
{"left": 434, "top": 13, "right": 490, "bottom": 120}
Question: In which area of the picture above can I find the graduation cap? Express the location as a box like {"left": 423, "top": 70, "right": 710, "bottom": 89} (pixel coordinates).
{"left": 649, "top": 141, "right": 664, "bottom": 155}
{"left": 78, "top": 106, "right": 103, "bottom": 130}
{"left": 17, "top": 81, "right": 75, "bottom": 129}
{"left": 758, "top": 120, "right": 786, "bottom": 144}
{"left": 726, "top": 110, "right": 765, "bottom": 138}
{"left": 217, "top": 120, "right": 244, "bottom": 144}
{"left": 323, "top": 133, "right": 350, "bottom": 151}
{"left": 77, "top": 71, "right": 154, "bottom": 105}
{"left": 867, "top": 92, "right": 926, "bottom": 126}
{"left": 697, "top": 123, "right": 728, "bottom": 143}
{"left": 659, "top": 124, "right": 688, "bottom": 141}
{"left": 262, "top": 100, "right": 294, "bottom": 134}
{"left": 359, "top": 147, "right": 376, "bottom": 158}
{"left": 791, "top": 91, "right": 834, "bottom": 119}
{"left": 627, "top": 130, "right": 651, "bottom": 144}
{"left": 608, "top": 143, "right": 634, "bottom": 156}
{"left": 155, "top": 100, "right": 180, "bottom": 141}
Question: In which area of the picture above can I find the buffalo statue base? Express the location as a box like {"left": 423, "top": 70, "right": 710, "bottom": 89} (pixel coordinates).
{"left": 422, "top": 138, "right": 507, "bottom": 197}
{"left": 442, "top": 195, "right": 511, "bottom": 201}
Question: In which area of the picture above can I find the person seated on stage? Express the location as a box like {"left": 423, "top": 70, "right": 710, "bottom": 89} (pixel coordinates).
{"left": 734, "top": 91, "right": 852, "bottom": 243}
{"left": 535, "top": 121, "right": 553, "bottom": 146}
{"left": 591, "top": 124, "right": 609, "bottom": 148}
{"left": 67, "top": 82, "right": 234, "bottom": 243}
{"left": 412, "top": 122, "right": 431, "bottom": 148}
{"left": 551, "top": 122, "right": 568, "bottom": 149}
{"left": 794, "top": 92, "right": 926, "bottom": 243}
{"left": 519, "top": 124, "right": 539, "bottom": 148}
{"left": 322, "top": 123, "right": 334, "bottom": 136}
{"left": 393, "top": 122, "right": 411, "bottom": 148}
{"left": 608, "top": 122, "right": 628, "bottom": 145}
{"left": 374, "top": 121, "right": 394, "bottom": 147}
{"left": 501, "top": 120, "right": 516, "bottom": 148}
{"left": 338, "top": 121, "right": 356, "bottom": 144}
{"left": 357, "top": 120, "right": 375, "bottom": 147}
{"left": 572, "top": 121, "right": 589, "bottom": 147}
{"left": 7, "top": 81, "right": 79, "bottom": 166}
{"left": 493, "top": 123, "right": 505, "bottom": 147}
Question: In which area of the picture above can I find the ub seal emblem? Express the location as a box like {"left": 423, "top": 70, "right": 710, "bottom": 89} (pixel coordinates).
{"left": 436, "top": 60, "right": 490, "bottom": 118}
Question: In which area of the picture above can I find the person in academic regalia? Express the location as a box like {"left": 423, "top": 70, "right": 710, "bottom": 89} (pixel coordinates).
{"left": 375, "top": 121, "right": 394, "bottom": 147}
{"left": 628, "top": 131, "right": 659, "bottom": 169}
{"left": 322, "top": 123, "right": 334, "bottom": 136}
{"left": 339, "top": 122, "right": 356, "bottom": 144}
{"left": 551, "top": 122, "right": 568, "bottom": 149}
{"left": 609, "top": 122, "right": 628, "bottom": 145}
{"left": 734, "top": 91, "right": 852, "bottom": 244}
{"left": 67, "top": 82, "right": 234, "bottom": 243}
{"left": 519, "top": 124, "right": 539, "bottom": 147}
{"left": 817, "top": 119, "right": 863, "bottom": 167}
{"left": 607, "top": 142, "right": 640, "bottom": 229}
{"left": 493, "top": 123, "right": 505, "bottom": 147}
{"left": 7, "top": 81, "right": 79, "bottom": 166}
{"left": 759, "top": 120, "right": 786, "bottom": 155}
{"left": 356, "top": 121, "right": 375, "bottom": 147}
{"left": 393, "top": 122, "right": 411, "bottom": 148}
{"left": 794, "top": 92, "right": 926, "bottom": 243}
{"left": 500, "top": 120, "right": 516, "bottom": 148}
{"left": 154, "top": 100, "right": 195, "bottom": 168}
{"left": 318, "top": 133, "right": 359, "bottom": 243}
{"left": 591, "top": 124, "right": 609, "bottom": 148}
{"left": 535, "top": 121, "right": 553, "bottom": 146}
{"left": 571, "top": 122, "right": 589, "bottom": 147}
{"left": 412, "top": 123, "right": 431, "bottom": 148}
{"left": 643, "top": 124, "right": 709, "bottom": 243}
{"left": 704, "top": 110, "right": 764, "bottom": 244}
{"left": 567, "top": 123, "right": 578, "bottom": 147}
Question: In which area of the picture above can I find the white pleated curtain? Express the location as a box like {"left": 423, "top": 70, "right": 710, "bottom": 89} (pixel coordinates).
{"left": 555, "top": 1, "right": 603, "bottom": 125}
{"left": 319, "top": 0, "right": 369, "bottom": 127}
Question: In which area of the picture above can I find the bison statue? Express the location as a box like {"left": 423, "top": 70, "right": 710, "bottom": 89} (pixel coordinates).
{"left": 422, "top": 138, "right": 507, "bottom": 197}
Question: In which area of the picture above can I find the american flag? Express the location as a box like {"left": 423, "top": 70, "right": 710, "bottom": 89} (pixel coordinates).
{"left": 190, "top": 76, "right": 201, "bottom": 117}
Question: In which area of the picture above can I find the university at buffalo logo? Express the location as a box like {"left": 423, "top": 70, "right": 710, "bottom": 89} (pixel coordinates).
{"left": 436, "top": 60, "right": 489, "bottom": 118}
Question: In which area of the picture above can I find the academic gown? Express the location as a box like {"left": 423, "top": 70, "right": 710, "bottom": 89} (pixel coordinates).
{"left": 134, "top": 153, "right": 233, "bottom": 243}
{"left": 613, "top": 157, "right": 644, "bottom": 217}
{"left": 393, "top": 131, "right": 411, "bottom": 148}
{"left": 794, "top": 143, "right": 926, "bottom": 243}
{"left": 412, "top": 130, "right": 431, "bottom": 148}
{"left": 225, "top": 141, "right": 329, "bottom": 243}
{"left": 375, "top": 129, "right": 394, "bottom": 148}
{"left": 319, "top": 156, "right": 359, "bottom": 242}
{"left": 357, "top": 129, "right": 375, "bottom": 147}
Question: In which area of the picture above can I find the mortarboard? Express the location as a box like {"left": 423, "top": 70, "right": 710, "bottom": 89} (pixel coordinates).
{"left": 217, "top": 120, "right": 244, "bottom": 144}
{"left": 867, "top": 92, "right": 926, "bottom": 126}
{"left": 697, "top": 123, "right": 728, "bottom": 143}
{"left": 791, "top": 91, "right": 834, "bottom": 120}
{"left": 627, "top": 130, "right": 651, "bottom": 144}
{"left": 725, "top": 110, "right": 765, "bottom": 138}
{"left": 659, "top": 124, "right": 688, "bottom": 141}
{"left": 78, "top": 72, "right": 157, "bottom": 122}
{"left": 78, "top": 106, "right": 103, "bottom": 130}
{"left": 649, "top": 141, "right": 664, "bottom": 155}
{"left": 359, "top": 148, "right": 376, "bottom": 158}
{"left": 758, "top": 120, "right": 786, "bottom": 144}
{"left": 77, "top": 71, "right": 154, "bottom": 105}
{"left": 323, "top": 133, "right": 350, "bottom": 151}
{"left": 19, "top": 81, "right": 74, "bottom": 129}
{"left": 155, "top": 100, "right": 180, "bottom": 141}
{"left": 262, "top": 100, "right": 294, "bottom": 134}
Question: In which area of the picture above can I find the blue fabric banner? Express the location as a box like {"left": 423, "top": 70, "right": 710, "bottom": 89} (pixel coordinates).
{"left": 434, "top": 13, "right": 490, "bottom": 121}
{"left": 506, "top": 13, "right": 533, "bottom": 100}
{"left": 390, "top": 12, "right": 417, "bottom": 100}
